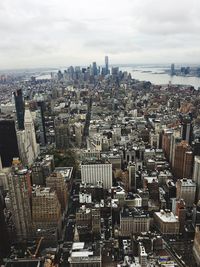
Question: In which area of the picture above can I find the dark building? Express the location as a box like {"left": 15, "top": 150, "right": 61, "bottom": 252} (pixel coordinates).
{"left": 0, "top": 194, "right": 10, "bottom": 263}
{"left": 180, "top": 115, "right": 193, "bottom": 145}
{"left": 14, "top": 89, "right": 25, "bottom": 130}
{"left": 192, "top": 140, "right": 200, "bottom": 156}
{"left": 0, "top": 119, "right": 19, "bottom": 167}
{"left": 37, "top": 101, "right": 47, "bottom": 145}
{"left": 92, "top": 62, "right": 98, "bottom": 76}
{"left": 5, "top": 259, "right": 42, "bottom": 267}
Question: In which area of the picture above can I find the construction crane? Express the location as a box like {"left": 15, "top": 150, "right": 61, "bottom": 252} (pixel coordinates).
{"left": 27, "top": 237, "right": 44, "bottom": 258}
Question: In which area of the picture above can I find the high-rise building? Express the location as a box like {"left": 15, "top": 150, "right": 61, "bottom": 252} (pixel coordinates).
{"left": 176, "top": 178, "right": 196, "bottom": 207}
{"left": 16, "top": 106, "right": 39, "bottom": 166}
{"left": 7, "top": 164, "right": 32, "bottom": 239}
{"left": 193, "top": 156, "right": 200, "bottom": 200}
{"left": 173, "top": 141, "right": 193, "bottom": 179}
{"left": 24, "top": 106, "right": 39, "bottom": 158}
{"left": 193, "top": 225, "right": 200, "bottom": 265}
{"left": 162, "top": 130, "right": 173, "bottom": 161}
{"left": 92, "top": 62, "right": 98, "bottom": 76}
{"left": 0, "top": 193, "right": 10, "bottom": 263}
{"left": 46, "top": 168, "right": 68, "bottom": 212}
{"left": 105, "top": 56, "right": 109, "bottom": 75}
{"left": 14, "top": 89, "right": 25, "bottom": 130}
{"left": 32, "top": 186, "right": 61, "bottom": 240}
{"left": 180, "top": 115, "right": 193, "bottom": 145}
{"left": 171, "top": 63, "right": 175, "bottom": 76}
{"left": 37, "top": 101, "right": 47, "bottom": 145}
{"left": 0, "top": 118, "right": 19, "bottom": 167}
{"left": 175, "top": 199, "right": 186, "bottom": 233}
{"left": 81, "top": 161, "right": 112, "bottom": 189}
{"left": 31, "top": 155, "right": 54, "bottom": 186}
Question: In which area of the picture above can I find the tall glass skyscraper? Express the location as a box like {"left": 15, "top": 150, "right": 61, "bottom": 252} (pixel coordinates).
{"left": 105, "top": 56, "right": 109, "bottom": 74}
{"left": 14, "top": 89, "right": 25, "bottom": 130}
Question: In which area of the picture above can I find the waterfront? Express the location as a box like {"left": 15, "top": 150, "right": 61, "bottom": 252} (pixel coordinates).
{"left": 121, "top": 66, "right": 200, "bottom": 89}
{"left": 37, "top": 65, "right": 200, "bottom": 89}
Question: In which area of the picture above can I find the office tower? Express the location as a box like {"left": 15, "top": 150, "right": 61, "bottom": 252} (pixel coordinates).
{"left": 24, "top": 106, "right": 39, "bottom": 158}
{"left": 31, "top": 155, "right": 54, "bottom": 186}
{"left": 171, "top": 63, "right": 175, "bottom": 75}
{"left": 81, "top": 161, "right": 112, "bottom": 189}
{"left": 32, "top": 186, "right": 61, "bottom": 240}
{"left": 17, "top": 106, "right": 39, "bottom": 166}
{"left": 46, "top": 168, "right": 68, "bottom": 212}
{"left": 169, "top": 130, "right": 181, "bottom": 167}
{"left": 57, "top": 70, "right": 63, "bottom": 80}
{"left": 17, "top": 130, "right": 35, "bottom": 166}
{"left": 14, "top": 89, "right": 25, "bottom": 130}
{"left": 105, "top": 56, "right": 109, "bottom": 75}
{"left": 175, "top": 199, "right": 186, "bottom": 233}
{"left": 173, "top": 140, "right": 193, "bottom": 179}
{"left": 8, "top": 164, "right": 32, "bottom": 239}
{"left": 37, "top": 101, "right": 47, "bottom": 145}
{"left": 128, "top": 162, "right": 136, "bottom": 190}
{"left": 176, "top": 178, "right": 196, "bottom": 207}
{"left": 192, "top": 140, "right": 200, "bottom": 157}
{"left": 0, "top": 118, "right": 19, "bottom": 167}
{"left": 193, "top": 156, "right": 200, "bottom": 200}
{"left": 74, "top": 122, "right": 83, "bottom": 148}
{"left": 162, "top": 130, "right": 173, "bottom": 160}
{"left": 180, "top": 115, "right": 193, "bottom": 145}
{"left": 0, "top": 193, "right": 10, "bottom": 263}
{"left": 111, "top": 67, "right": 119, "bottom": 76}
{"left": 92, "top": 62, "right": 98, "bottom": 76}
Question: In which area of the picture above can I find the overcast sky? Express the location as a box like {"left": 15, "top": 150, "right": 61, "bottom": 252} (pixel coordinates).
{"left": 0, "top": 0, "right": 200, "bottom": 69}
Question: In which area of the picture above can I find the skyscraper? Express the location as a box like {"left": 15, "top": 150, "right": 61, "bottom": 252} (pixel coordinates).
{"left": 105, "top": 56, "right": 109, "bottom": 75}
{"left": 37, "top": 101, "right": 47, "bottom": 145}
{"left": 16, "top": 105, "right": 39, "bottom": 166}
{"left": 0, "top": 193, "right": 10, "bottom": 263}
{"left": 24, "top": 106, "right": 39, "bottom": 158}
{"left": 171, "top": 63, "right": 175, "bottom": 76}
{"left": 14, "top": 89, "right": 25, "bottom": 130}
{"left": 0, "top": 118, "right": 19, "bottom": 167}
{"left": 193, "top": 156, "right": 200, "bottom": 201}
{"left": 92, "top": 62, "right": 98, "bottom": 76}
{"left": 8, "top": 164, "right": 32, "bottom": 239}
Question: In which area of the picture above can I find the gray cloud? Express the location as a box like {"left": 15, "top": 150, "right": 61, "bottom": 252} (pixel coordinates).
{"left": 0, "top": 0, "right": 200, "bottom": 69}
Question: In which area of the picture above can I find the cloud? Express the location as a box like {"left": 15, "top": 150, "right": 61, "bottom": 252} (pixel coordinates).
{"left": 0, "top": 0, "right": 200, "bottom": 69}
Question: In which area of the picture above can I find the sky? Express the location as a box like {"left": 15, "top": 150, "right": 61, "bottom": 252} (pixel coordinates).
{"left": 0, "top": 0, "right": 200, "bottom": 69}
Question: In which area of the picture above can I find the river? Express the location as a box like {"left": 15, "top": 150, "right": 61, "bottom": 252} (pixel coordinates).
{"left": 121, "top": 66, "right": 200, "bottom": 89}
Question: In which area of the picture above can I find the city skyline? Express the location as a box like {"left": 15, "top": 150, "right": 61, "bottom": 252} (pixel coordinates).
{"left": 1, "top": 0, "right": 200, "bottom": 69}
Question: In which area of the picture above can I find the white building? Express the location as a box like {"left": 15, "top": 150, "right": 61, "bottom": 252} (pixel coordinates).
{"left": 81, "top": 162, "right": 112, "bottom": 189}
{"left": 24, "top": 107, "right": 40, "bottom": 158}
{"left": 17, "top": 107, "right": 39, "bottom": 166}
